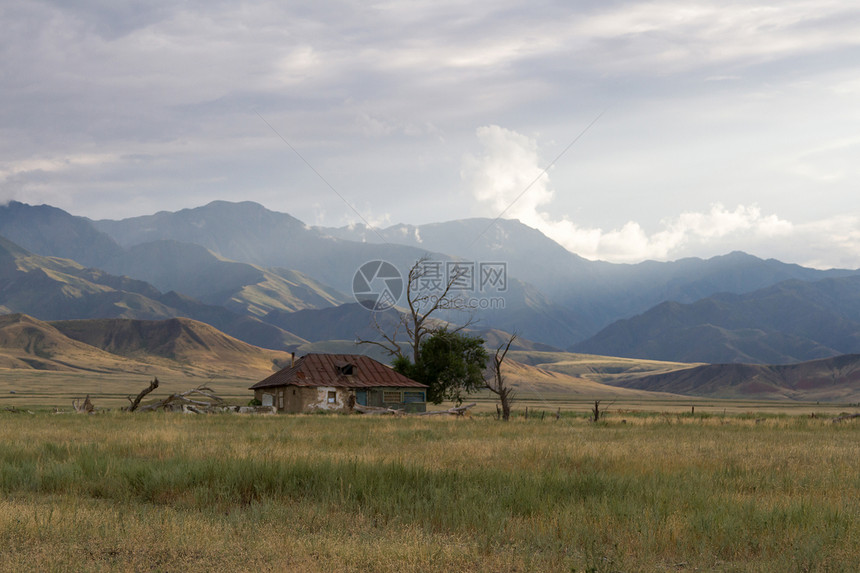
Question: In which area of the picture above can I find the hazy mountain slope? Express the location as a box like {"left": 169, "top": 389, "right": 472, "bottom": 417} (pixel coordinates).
{"left": 320, "top": 217, "right": 604, "bottom": 299}
{"left": 573, "top": 276, "right": 860, "bottom": 364}
{"left": 263, "top": 303, "right": 410, "bottom": 345}
{"left": 52, "top": 317, "right": 291, "bottom": 377}
{"left": 101, "top": 240, "right": 348, "bottom": 316}
{"left": 572, "top": 252, "right": 858, "bottom": 328}
{"left": 0, "top": 201, "right": 124, "bottom": 268}
{"left": 323, "top": 220, "right": 857, "bottom": 334}
{"left": 0, "top": 235, "right": 178, "bottom": 321}
{"left": 0, "top": 201, "right": 347, "bottom": 324}
{"left": 96, "top": 204, "right": 591, "bottom": 346}
{"left": 449, "top": 277, "right": 591, "bottom": 348}
{"left": 154, "top": 291, "right": 308, "bottom": 351}
{"left": 0, "top": 314, "right": 155, "bottom": 373}
{"left": 265, "top": 302, "right": 562, "bottom": 357}
{"left": 613, "top": 354, "right": 860, "bottom": 402}
{"left": 93, "top": 200, "right": 436, "bottom": 294}
{"left": 0, "top": 235, "right": 307, "bottom": 352}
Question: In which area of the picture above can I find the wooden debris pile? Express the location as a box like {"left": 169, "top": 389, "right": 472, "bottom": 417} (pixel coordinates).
{"left": 69, "top": 379, "right": 276, "bottom": 415}
{"left": 351, "top": 401, "right": 476, "bottom": 417}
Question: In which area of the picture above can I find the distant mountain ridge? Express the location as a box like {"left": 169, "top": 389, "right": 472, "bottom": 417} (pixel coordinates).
{"left": 320, "top": 219, "right": 858, "bottom": 332}
{"left": 573, "top": 276, "right": 860, "bottom": 364}
{"left": 91, "top": 200, "right": 436, "bottom": 295}
{"left": 0, "top": 201, "right": 123, "bottom": 268}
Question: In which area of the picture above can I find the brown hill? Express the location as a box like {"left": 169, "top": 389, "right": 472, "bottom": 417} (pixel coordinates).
{"left": 497, "top": 358, "right": 678, "bottom": 399}
{"left": 0, "top": 314, "right": 153, "bottom": 373}
{"left": 51, "top": 317, "right": 291, "bottom": 378}
{"left": 614, "top": 354, "right": 860, "bottom": 402}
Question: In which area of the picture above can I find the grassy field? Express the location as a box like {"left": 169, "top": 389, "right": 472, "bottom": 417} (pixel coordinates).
{"left": 1, "top": 408, "right": 859, "bottom": 572}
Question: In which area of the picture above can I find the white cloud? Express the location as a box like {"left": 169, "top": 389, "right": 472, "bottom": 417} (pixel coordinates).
{"left": 464, "top": 125, "right": 859, "bottom": 268}
{"left": 572, "top": 1, "right": 860, "bottom": 74}
{"left": 0, "top": 153, "right": 120, "bottom": 180}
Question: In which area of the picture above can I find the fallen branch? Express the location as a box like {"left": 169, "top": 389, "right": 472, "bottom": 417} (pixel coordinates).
{"left": 125, "top": 377, "right": 159, "bottom": 412}
{"left": 136, "top": 385, "right": 225, "bottom": 413}
{"left": 416, "top": 403, "right": 476, "bottom": 416}
{"left": 352, "top": 403, "right": 404, "bottom": 416}
{"left": 832, "top": 413, "right": 860, "bottom": 423}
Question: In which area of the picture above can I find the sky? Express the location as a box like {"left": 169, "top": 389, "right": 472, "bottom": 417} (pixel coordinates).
{"left": 2, "top": 0, "right": 860, "bottom": 268}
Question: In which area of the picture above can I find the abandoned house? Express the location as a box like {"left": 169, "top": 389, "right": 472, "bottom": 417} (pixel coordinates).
{"left": 250, "top": 353, "right": 428, "bottom": 413}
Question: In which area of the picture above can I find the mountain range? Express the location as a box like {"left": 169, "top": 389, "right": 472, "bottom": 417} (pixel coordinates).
{"left": 573, "top": 276, "right": 860, "bottom": 364}
{"left": 1, "top": 199, "right": 860, "bottom": 375}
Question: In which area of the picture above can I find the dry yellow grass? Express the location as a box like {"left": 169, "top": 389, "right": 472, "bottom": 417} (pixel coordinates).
{"left": 1, "top": 411, "right": 858, "bottom": 571}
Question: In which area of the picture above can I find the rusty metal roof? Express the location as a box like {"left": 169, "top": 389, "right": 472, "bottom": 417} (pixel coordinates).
{"left": 249, "top": 353, "right": 427, "bottom": 390}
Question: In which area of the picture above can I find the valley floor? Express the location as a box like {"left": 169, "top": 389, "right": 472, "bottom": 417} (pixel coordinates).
{"left": 2, "top": 370, "right": 857, "bottom": 416}
{"left": 1, "top": 407, "right": 859, "bottom": 571}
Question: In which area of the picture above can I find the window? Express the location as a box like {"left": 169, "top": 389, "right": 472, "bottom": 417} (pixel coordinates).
{"left": 403, "top": 391, "right": 425, "bottom": 403}
{"left": 383, "top": 391, "right": 401, "bottom": 403}
{"left": 327, "top": 391, "right": 337, "bottom": 404}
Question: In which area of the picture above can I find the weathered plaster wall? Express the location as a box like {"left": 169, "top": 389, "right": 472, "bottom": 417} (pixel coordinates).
{"left": 305, "top": 387, "right": 352, "bottom": 412}
{"left": 256, "top": 386, "right": 424, "bottom": 413}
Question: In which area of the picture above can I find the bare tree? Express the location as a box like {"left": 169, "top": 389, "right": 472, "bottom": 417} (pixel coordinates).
{"left": 124, "top": 377, "right": 159, "bottom": 412}
{"left": 486, "top": 333, "right": 517, "bottom": 421}
{"left": 359, "top": 256, "right": 474, "bottom": 363}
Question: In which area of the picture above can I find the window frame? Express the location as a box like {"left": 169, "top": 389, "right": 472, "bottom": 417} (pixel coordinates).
{"left": 382, "top": 390, "right": 402, "bottom": 404}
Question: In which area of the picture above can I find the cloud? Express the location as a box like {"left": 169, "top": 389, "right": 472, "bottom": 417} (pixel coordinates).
{"left": 463, "top": 125, "right": 859, "bottom": 269}
{"left": 3, "top": 1, "right": 860, "bottom": 240}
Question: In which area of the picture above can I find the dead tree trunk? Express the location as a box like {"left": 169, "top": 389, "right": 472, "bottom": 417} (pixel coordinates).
{"left": 125, "top": 377, "right": 159, "bottom": 412}
{"left": 591, "top": 400, "right": 601, "bottom": 422}
{"left": 486, "top": 334, "right": 516, "bottom": 421}
{"left": 72, "top": 395, "right": 95, "bottom": 414}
